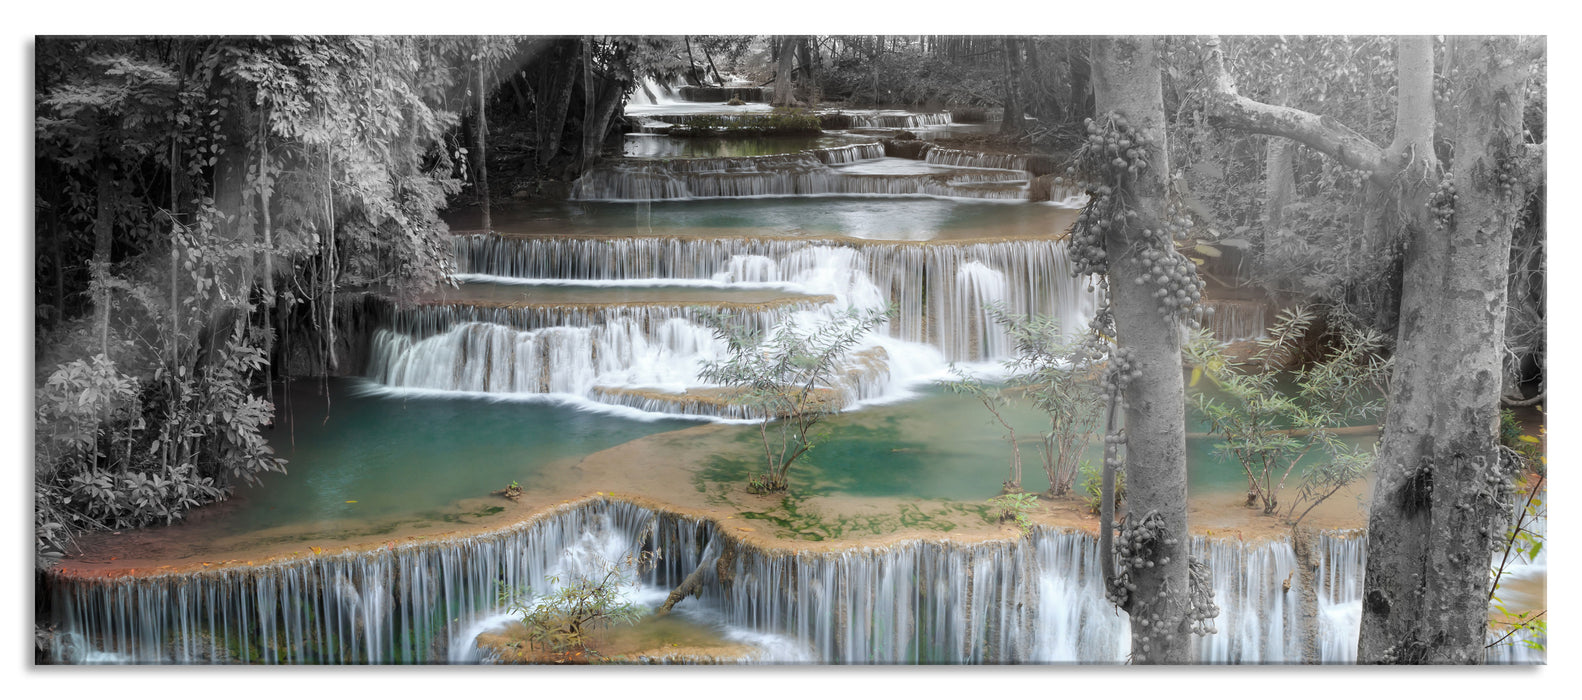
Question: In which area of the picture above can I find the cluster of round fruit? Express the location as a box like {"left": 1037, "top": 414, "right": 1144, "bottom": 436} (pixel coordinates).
{"left": 1430, "top": 173, "right": 1457, "bottom": 229}
{"left": 1108, "top": 510, "right": 1185, "bottom": 661}
{"left": 1186, "top": 556, "right": 1222, "bottom": 636}
{"left": 1133, "top": 242, "right": 1205, "bottom": 319}
{"left": 1061, "top": 113, "right": 1152, "bottom": 277}
{"left": 1492, "top": 159, "right": 1520, "bottom": 200}
{"left": 1102, "top": 345, "right": 1141, "bottom": 396}
{"left": 1160, "top": 195, "right": 1199, "bottom": 242}
{"left": 1433, "top": 73, "right": 1455, "bottom": 105}
{"left": 1068, "top": 112, "right": 1153, "bottom": 190}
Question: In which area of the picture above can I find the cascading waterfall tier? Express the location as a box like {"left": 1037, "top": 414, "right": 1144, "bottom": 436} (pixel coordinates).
{"left": 363, "top": 303, "right": 795, "bottom": 398}
{"left": 451, "top": 234, "right": 1097, "bottom": 363}
{"left": 570, "top": 147, "right": 1026, "bottom": 201}
{"left": 833, "top": 111, "right": 953, "bottom": 129}
{"left": 924, "top": 146, "right": 1029, "bottom": 171}
{"left": 1198, "top": 299, "right": 1269, "bottom": 342}
{"left": 53, "top": 499, "right": 1535, "bottom": 665}
{"left": 373, "top": 300, "right": 810, "bottom": 342}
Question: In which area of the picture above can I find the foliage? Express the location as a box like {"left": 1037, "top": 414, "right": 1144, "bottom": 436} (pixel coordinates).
{"left": 698, "top": 306, "right": 890, "bottom": 494}
{"left": 941, "top": 367, "right": 1024, "bottom": 494}
{"left": 1499, "top": 408, "right": 1544, "bottom": 467}
{"left": 988, "top": 304, "right": 1104, "bottom": 496}
{"left": 1188, "top": 306, "right": 1390, "bottom": 525}
{"left": 33, "top": 36, "right": 485, "bottom": 568}
{"left": 1168, "top": 36, "right": 1405, "bottom": 328}
{"left": 1078, "top": 460, "right": 1124, "bottom": 515}
{"left": 1487, "top": 467, "right": 1546, "bottom": 654}
{"left": 508, "top": 550, "right": 655, "bottom": 658}
{"left": 942, "top": 305, "right": 1104, "bottom": 497}
{"left": 987, "top": 492, "right": 1039, "bottom": 534}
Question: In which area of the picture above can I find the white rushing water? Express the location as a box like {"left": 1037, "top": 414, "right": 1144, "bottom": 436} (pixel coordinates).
{"left": 363, "top": 235, "right": 1097, "bottom": 419}
{"left": 51, "top": 500, "right": 1542, "bottom": 664}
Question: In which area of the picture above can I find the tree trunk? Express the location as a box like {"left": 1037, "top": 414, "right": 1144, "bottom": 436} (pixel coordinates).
{"left": 1200, "top": 34, "right": 1543, "bottom": 664}
{"left": 1358, "top": 35, "right": 1535, "bottom": 665}
{"left": 584, "top": 74, "right": 626, "bottom": 163}
{"left": 1067, "top": 38, "right": 1094, "bottom": 123}
{"left": 536, "top": 40, "right": 580, "bottom": 168}
{"left": 999, "top": 37, "right": 1024, "bottom": 137}
{"left": 774, "top": 36, "right": 797, "bottom": 107}
{"left": 682, "top": 36, "right": 701, "bottom": 86}
{"left": 1291, "top": 527, "right": 1322, "bottom": 664}
{"left": 1091, "top": 36, "right": 1194, "bottom": 665}
{"left": 797, "top": 37, "right": 815, "bottom": 105}
{"left": 92, "top": 152, "right": 113, "bottom": 358}
{"left": 475, "top": 51, "right": 491, "bottom": 231}
{"left": 702, "top": 42, "right": 723, "bottom": 85}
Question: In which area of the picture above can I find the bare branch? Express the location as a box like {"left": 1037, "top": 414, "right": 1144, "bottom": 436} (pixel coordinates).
{"left": 1199, "top": 36, "right": 1391, "bottom": 179}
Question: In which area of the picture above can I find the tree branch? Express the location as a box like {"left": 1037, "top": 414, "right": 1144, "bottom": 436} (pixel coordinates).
{"left": 1199, "top": 36, "right": 1391, "bottom": 179}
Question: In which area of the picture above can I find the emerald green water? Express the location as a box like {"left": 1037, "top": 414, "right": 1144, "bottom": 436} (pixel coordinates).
{"left": 231, "top": 379, "right": 690, "bottom": 534}
{"left": 445, "top": 197, "right": 1076, "bottom": 242}
{"left": 702, "top": 383, "right": 1377, "bottom": 502}
{"left": 229, "top": 378, "right": 1375, "bottom": 536}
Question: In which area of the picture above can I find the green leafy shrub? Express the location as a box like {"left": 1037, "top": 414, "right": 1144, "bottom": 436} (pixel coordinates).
{"left": 1078, "top": 461, "right": 1124, "bottom": 515}
{"left": 988, "top": 492, "right": 1039, "bottom": 534}
{"left": 1188, "top": 306, "right": 1389, "bottom": 525}
{"left": 699, "top": 306, "right": 890, "bottom": 494}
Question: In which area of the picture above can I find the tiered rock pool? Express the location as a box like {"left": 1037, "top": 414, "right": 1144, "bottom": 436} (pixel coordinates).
{"left": 45, "top": 112, "right": 1542, "bottom": 665}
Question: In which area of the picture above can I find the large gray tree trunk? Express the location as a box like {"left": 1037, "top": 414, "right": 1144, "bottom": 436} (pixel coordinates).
{"left": 1201, "top": 34, "right": 1542, "bottom": 665}
{"left": 773, "top": 36, "right": 797, "bottom": 107}
{"left": 999, "top": 37, "right": 1024, "bottom": 137}
{"left": 1091, "top": 36, "right": 1194, "bottom": 665}
{"left": 1358, "top": 35, "right": 1535, "bottom": 664}
{"left": 536, "top": 39, "right": 581, "bottom": 168}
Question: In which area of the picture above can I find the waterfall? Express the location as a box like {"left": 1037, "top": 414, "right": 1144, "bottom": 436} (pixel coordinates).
{"left": 46, "top": 501, "right": 1545, "bottom": 664}
{"left": 838, "top": 111, "right": 953, "bottom": 129}
{"left": 1190, "top": 536, "right": 1301, "bottom": 662}
{"left": 813, "top": 142, "right": 886, "bottom": 165}
{"left": 570, "top": 154, "right": 1027, "bottom": 202}
{"left": 451, "top": 235, "right": 1097, "bottom": 363}
{"left": 925, "top": 147, "right": 1028, "bottom": 171}
{"left": 1199, "top": 299, "right": 1269, "bottom": 342}
{"left": 366, "top": 235, "right": 1096, "bottom": 415}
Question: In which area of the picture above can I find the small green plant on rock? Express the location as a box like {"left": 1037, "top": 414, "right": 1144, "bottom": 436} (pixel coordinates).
{"left": 988, "top": 492, "right": 1039, "bottom": 534}
{"left": 493, "top": 480, "right": 523, "bottom": 501}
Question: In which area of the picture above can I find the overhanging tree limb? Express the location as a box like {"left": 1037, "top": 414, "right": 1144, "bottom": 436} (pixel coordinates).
{"left": 1199, "top": 36, "right": 1391, "bottom": 180}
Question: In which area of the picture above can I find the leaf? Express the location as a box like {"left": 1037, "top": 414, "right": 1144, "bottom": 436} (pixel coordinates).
{"left": 1193, "top": 244, "right": 1223, "bottom": 258}
{"left": 1517, "top": 435, "right": 1540, "bottom": 444}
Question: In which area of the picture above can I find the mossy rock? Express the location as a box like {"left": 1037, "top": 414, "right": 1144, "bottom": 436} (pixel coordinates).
{"left": 882, "top": 138, "right": 930, "bottom": 159}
